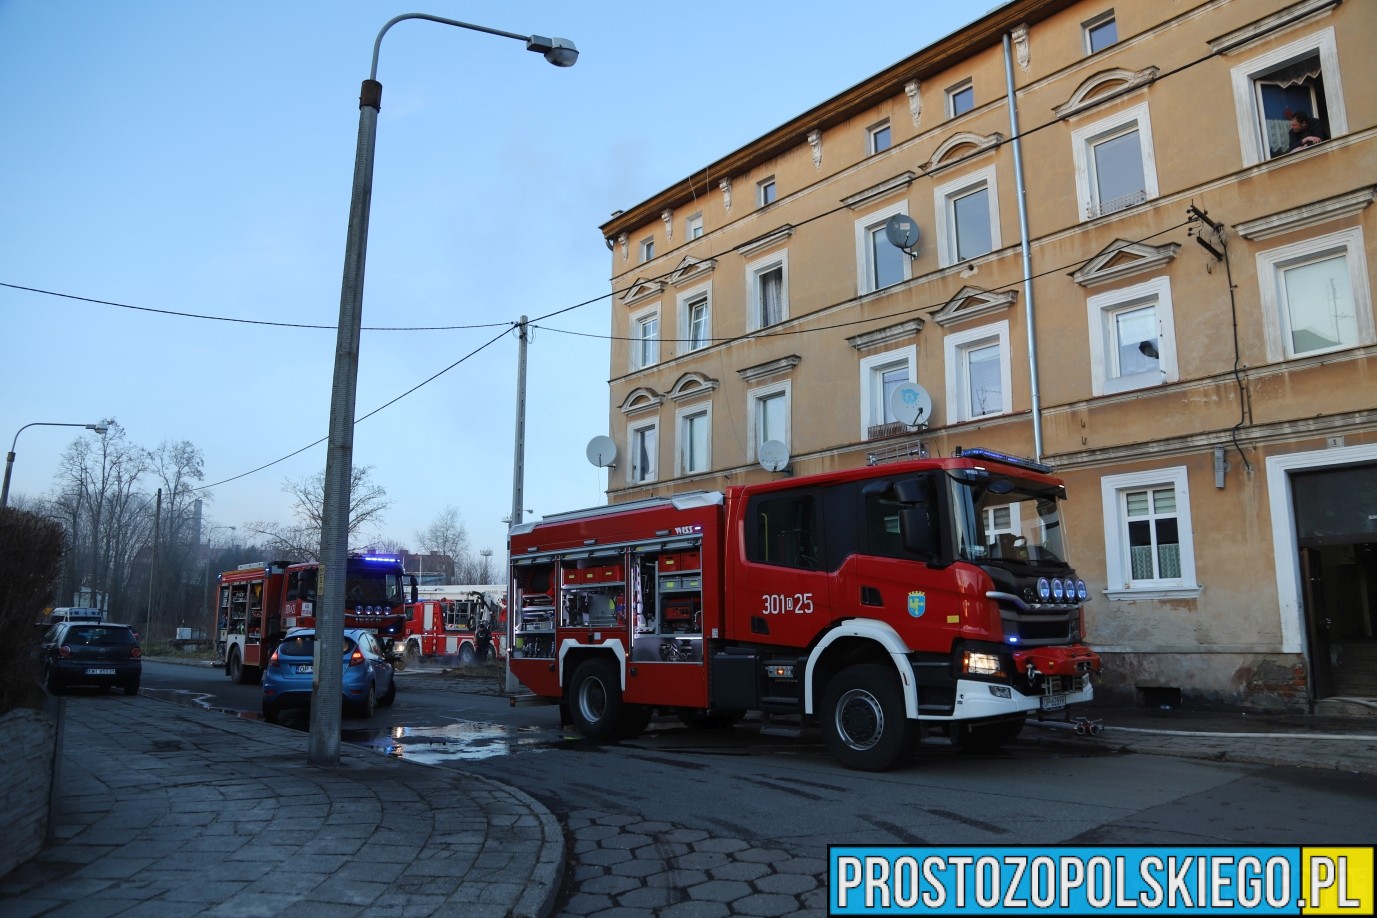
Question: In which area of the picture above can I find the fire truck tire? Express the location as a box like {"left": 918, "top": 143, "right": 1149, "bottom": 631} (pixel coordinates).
{"left": 379, "top": 675, "right": 396, "bottom": 707}
{"left": 404, "top": 642, "right": 421, "bottom": 669}
{"left": 569, "top": 658, "right": 627, "bottom": 741}
{"left": 228, "top": 648, "right": 256, "bottom": 685}
{"left": 820, "top": 664, "right": 914, "bottom": 772}
{"left": 459, "top": 643, "right": 477, "bottom": 665}
{"left": 954, "top": 716, "right": 1026, "bottom": 752}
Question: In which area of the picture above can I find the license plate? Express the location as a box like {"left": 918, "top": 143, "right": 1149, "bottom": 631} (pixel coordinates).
{"left": 86, "top": 668, "right": 116, "bottom": 676}
{"left": 1040, "top": 693, "right": 1067, "bottom": 712}
{"left": 295, "top": 664, "right": 313, "bottom": 674}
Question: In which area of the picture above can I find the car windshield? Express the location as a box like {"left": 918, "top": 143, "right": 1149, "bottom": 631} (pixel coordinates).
{"left": 65, "top": 626, "right": 134, "bottom": 645}
{"left": 949, "top": 475, "right": 1069, "bottom": 567}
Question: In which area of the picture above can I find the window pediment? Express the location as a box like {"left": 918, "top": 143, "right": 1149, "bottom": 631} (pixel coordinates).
{"left": 1234, "top": 187, "right": 1375, "bottom": 241}
{"left": 737, "top": 355, "right": 801, "bottom": 382}
{"left": 846, "top": 319, "right": 924, "bottom": 351}
{"left": 736, "top": 225, "right": 795, "bottom": 258}
{"left": 932, "top": 286, "right": 1017, "bottom": 327}
{"left": 669, "top": 256, "right": 717, "bottom": 286}
{"left": 924, "top": 132, "right": 1003, "bottom": 173}
{"left": 619, "top": 278, "right": 666, "bottom": 307}
{"left": 668, "top": 371, "right": 720, "bottom": 402}
{"left": 1208, "top": 0, "right": 1341, "bottom": 55}
{"left": 1054, "top": 67, "right": 1159, "bottom": 119}
{"left": 620, "top": 387, "right": 664, "bottom": 415}
{"left": 1072, "top": 239, "right": 1181, "bottom": 288}
{"left": 841, "top": 172, "right": 918, "bottom": 210}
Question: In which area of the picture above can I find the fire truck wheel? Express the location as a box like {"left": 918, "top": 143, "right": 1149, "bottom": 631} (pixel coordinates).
{"left": 954, "top": 716, "right": 1026, "bottom": 753}
{"left": 404, "top": 643, "right": 420, "bottom": 669}
{"left": 459, "top": 643, "right": 477, "bottom": 666}
{"left": 821, "top": 664, "right": 913, "bottom": 772}
{"left": 378, "top": 674, "right": 396, "bottom": 707}
{"left": 569, "top": 658, "right": 627, "bottom": 741}
{"left": 228, "top": 648, "right": 256, "bottom": 685}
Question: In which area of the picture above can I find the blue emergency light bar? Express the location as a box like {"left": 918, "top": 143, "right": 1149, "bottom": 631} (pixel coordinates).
{"left": 355, "top": 553, "right": 402, "bottom": 565}
{"left": 953, "top": 446, "right": 1054, "bottom": 475}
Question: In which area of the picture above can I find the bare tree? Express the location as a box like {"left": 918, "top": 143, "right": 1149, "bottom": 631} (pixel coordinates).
{"left": 414, "top": 506, "right": 470, "bottom": 578}
{"left": 247, "top": 465, "right": 390, "bottom": 562}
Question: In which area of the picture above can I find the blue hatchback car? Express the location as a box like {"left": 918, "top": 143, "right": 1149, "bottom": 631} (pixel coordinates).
{"left": 261, "top": 628, "right": 396, "bottom": 723}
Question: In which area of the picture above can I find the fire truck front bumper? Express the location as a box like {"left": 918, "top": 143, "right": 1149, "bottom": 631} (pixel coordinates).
{"left": 1012, "top": 643, "right": 1101, "bottom": 679}
{"left": 953, "top": 673, "right": 1094, "bottom": 721}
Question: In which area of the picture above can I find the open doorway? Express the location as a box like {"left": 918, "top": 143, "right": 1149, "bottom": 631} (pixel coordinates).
{"left": 1293, "top": 463, "right": 1377, "bottom": 700}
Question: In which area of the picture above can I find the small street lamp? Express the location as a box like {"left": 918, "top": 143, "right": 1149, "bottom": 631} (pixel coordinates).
{"left": 2, "top": 421, "right": 108, "bottom": 508}
{"left": 312, "top": 14, "right": 577, "bottom": 767}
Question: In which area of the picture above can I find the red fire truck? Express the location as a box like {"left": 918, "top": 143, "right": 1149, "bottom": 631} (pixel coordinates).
{"left": 392, "top": 589, "right": 506, "bottom": 669}
{"left": 507, "top": 447, "right": 1101, "bottom": 771}
{"left": 216, "top": 552, "right": 413, "bottom": 684}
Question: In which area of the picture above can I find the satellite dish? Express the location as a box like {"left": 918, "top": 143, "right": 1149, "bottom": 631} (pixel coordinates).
{"left": 586, "top": 435, "right": 617, "bottom": 469}
{"left": 888, "top": 383, "right": 933, "bottom": 428}
{"left": 759, "top": 439, "right": 790, "bottom": 473}
{"left": 884, "top": 213, "right": 920, "bottom": 252}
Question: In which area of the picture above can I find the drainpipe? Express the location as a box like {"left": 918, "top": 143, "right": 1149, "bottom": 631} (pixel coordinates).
{"left": 1003, "top": 30, "right": 1044, "bottom": 461}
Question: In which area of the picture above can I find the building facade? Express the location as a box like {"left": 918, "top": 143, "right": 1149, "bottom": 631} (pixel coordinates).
{"left": 599, "top": 0, "right": 1376, "bottom": 711}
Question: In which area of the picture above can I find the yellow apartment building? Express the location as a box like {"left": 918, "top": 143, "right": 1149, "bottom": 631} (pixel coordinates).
{"left": 598, "top": 0, "right": 1376, "bottom": 711}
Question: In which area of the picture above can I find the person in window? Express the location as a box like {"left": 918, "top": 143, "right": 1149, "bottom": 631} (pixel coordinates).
{"left": 1286, "top": 109, "right": 1328, "bottom": 152}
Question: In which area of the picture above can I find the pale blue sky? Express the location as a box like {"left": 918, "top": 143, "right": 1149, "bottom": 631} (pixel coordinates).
{"left": 1, "top": 1, "right": 982, "bottom": 558}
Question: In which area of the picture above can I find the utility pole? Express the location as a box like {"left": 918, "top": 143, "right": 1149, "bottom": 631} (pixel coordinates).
{"left": 144, "top": 488, "right": 161, "bottom": 644}
{"left": 506, "top": 317, "right": 529, "bottom": 694}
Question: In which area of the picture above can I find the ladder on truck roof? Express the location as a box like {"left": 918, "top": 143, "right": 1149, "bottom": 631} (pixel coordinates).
{"left": 512, "top": 490, "right": 723, "bottom": 530}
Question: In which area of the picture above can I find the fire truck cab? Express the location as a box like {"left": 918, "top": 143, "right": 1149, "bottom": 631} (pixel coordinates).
{"left": 507, "top": 448, "right": 1100, "bottom": 771}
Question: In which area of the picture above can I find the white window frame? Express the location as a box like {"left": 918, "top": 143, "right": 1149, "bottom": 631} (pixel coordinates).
{"left": 933, "top": 165, "right": 1001, "bottom": 268}
{"left": 947, "top": 79, "right": 974, "bottom": 117}
{"left": 855, "top": 202, "right": 912, "bottom": 294}
{"left": 677, "top": 283, "right": 712, "bottom": 354}
{"left": 1100, "top": 466, "right": 1199, "bottom": 599}
{"left": 1071, "top": 102, "right": 1158, "bottom": 221}
{"left": 629, "top": 305, "right": 660, "bottom": 371}
{"left": 746, "top": 252, "right": 789, "bottom": 331}
{"left": 1257, "top": 226, "right": 1374, "bottom": 362}
{"left": 627, "top": 419, "right": 659, "bottom": 484}
{"left": 867, "top": 119, "right": 892, "bottom": 155}
{"left": 675, "top": 404, "right": 712, "bottom": 477}
{"left": 758, "top": 177, "right": 777, "bottom": 207}
{"left": 1230, "top": 28, "right": 1347, "bottom": 167}
{"left": 944, "top": 320, "right": 1011, "bottom": 422}
{"left": 746, "top": 380, "right": 791, "bottom": 462}
{"left": 1086, "top": 276, "right": 1178, "bottom": 396}
{"left": 640, "top": 237, "right": 655, "bottom": 262}
{"left": 859, "top": 346, "right": 918, "bottom": 438}
{"left": 1083, "top": 10, "right": 1117, "bottom": 55}
{"left": 685, "top": 212, "right": 704, "bottom": 240}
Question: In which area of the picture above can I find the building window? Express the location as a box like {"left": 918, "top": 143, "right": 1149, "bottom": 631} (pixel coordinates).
{"left": 686, "top": 212, "right": 703, "bottom": 240}
{"left": 859, "top": 346, "right": 917, "bottom": 439}
{"left": 628, "top": 421, "right": 658, "bottom": 483}
{"left": 748, "top": 381, "right": 791, "bottom": 460}
{"left": 676, "top": 406, "right": 711, "bottom": 476}
{"left": 1084, "top": 10, "right": 1117, "bottom": 54}
{"left": 640, "top": 237, "right": 654, "bottom": 262}
{"left": 1230, "top": 28, "right": 1346, "bottom": 165}
{"left": 1258, "top": 227, "right": 1374, "bottom": 361}
{"left": 1101, "top": 467, "right": 1198, "bottom": 597}
{"left": 1072, "top": 103, "right": 1158, "bottom": 220}
{"left": 855, "top": 203, "right": 911, "bottom": 294}
{"left": 944, "top": 321, "right": 1011, "bottom": 421}
{"left": 677, "top": 284, "right": 711, "bottom": 353}
{"left": 948, "top": 80, "right": 974, "bottom": 117}
{"left": 1086, "top": 276, "right": 1177, "bottom": 396}
{"left": 934, "top": 166, "right": 1000, "bottom": 267}
{"left": 630, "top": 307, "right": 660, "bottom": 371}
{"left": 868, "top": 120, "right": 892, "bottom": 155}
{"left": 747, "top": 253, "right": 789, "bottom": 330}
{"left": 758, "top": 177, "right": 777, "bottom": 207}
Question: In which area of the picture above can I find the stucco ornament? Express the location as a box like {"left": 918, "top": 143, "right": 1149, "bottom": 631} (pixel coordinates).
{"left": 618, "top": 233, "right": 628, "bottom": 263}
{"left": 719, "top": 177, "right": 732, "bottom": 213}
{"left": 1013, "top": 24, "right": 1030, "bottom": 71}
{"left": 661, "top": 209, "right": 673, "bottom": 240}
{"left": 807, "top": 129, "right": 822, "bottom": 169}
{"left": 904, "top": 80, "right": 922, "bottom": 127}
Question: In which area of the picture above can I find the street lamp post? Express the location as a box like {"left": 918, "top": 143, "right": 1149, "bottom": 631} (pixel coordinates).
{"left": 2, "top": 421, "right": 108, "bottom": 508}
{"left": 312, "top": 14, "right": 577, "bottom": 767}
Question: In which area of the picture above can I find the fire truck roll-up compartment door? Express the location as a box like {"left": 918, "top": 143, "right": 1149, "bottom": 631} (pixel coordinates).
{"left": 624, "top": 542, "right": 708, "bottom": 708}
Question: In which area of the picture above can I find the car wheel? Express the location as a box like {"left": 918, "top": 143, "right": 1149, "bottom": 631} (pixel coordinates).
{"left": 378, "top": 673, "right": 396, "bottom": 707}
{"left": 458, "top": 643, "right": 476, "bottom": 666}
{"left": 44, "top": 667, "right": 63, "bottom": 695}
{"left": 351, "top": 683, "right": 377, "bottom": 719}
{"left": 568, "top": 658, "right": 627, "bottom": 741}
{"left": 123, "top": 681, "right": 140, "bottom": 696}
{"left": 820, "top": 664, "right": 914, "bottom": 772}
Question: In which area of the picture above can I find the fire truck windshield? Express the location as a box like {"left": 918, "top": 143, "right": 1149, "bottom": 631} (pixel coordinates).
{"left": 949, "top": 476, "right": 1069, "bottom": 567}
{"left": 344, "top": 567, "right": 405, "bottom": 606}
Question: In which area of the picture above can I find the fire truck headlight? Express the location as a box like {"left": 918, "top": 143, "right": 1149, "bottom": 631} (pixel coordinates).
{"left": 1036, "top": 578, "right": 1051, "bottom": 601}
{"left": 988, "top": 685, "right": 1012, "bottom": 698}
{"left": 1076, "top": 579, "right": 1089, "bottom": 601}
{"left": 962, "top": 651, "right": 1004, "bottom": 677}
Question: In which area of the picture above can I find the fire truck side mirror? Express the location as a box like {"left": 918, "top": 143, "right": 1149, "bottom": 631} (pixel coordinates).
{"left": 409, "top": 576, "right": 418, "bottom": 604}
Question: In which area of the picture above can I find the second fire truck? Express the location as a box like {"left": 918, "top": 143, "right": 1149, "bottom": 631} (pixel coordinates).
{"left": 508, "top": 448, "right": 1100, "bottom": 771}
{"left": 392, "top": 588, "right": 507, "bottom": 669}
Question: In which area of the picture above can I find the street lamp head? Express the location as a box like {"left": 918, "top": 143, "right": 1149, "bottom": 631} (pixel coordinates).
{"left": 87, "top": 424, "right": 109, "bottom": 436}
{"left": 526, "top": 35, "right": 578, "bottom": 67}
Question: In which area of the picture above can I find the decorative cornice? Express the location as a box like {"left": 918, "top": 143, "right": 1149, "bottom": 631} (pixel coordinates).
{"left": 668, "top": 372, "right": 720, "bottom": 402}
{"left": 1071, "top": 239, "right": 1182, "bottom": 288}
{"left": 668, "top": 256, "right": 718, "bottom": 286}
{"left": 846, "top": 319, "right": 924, "bottom": 351}
{"left": 1233, "top": 186, "right": 1375, "bottom": 241}
{"left": 1053, "top": 67, "right": 1160, "bottom": 120}
{"left": 736, "top": 225, "right": 795, "bottom": 259}
{"left": 1208, "top": 0, "right": 1341, "bottom": 55}
{"left": 841, "top": 172, "right": 918, "bottom": 210}
{"left": 737, "top": 355, "right": 801, "bottom": 382}
{"left": 618, "top": 278, "right": 667, "bottom": 307}
{"left": 932, "top": 286, "right": 1018, "bottom": 327}
{"left": 620, "top": 387, "right": 664, "bottom": 415}
{"left": 924, "top": 132, "right": 1004, "bottom": 173}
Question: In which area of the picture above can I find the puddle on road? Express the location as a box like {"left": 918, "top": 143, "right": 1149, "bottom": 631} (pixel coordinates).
{"left": 342, "top": 722, "right": 560, "bottom": 763}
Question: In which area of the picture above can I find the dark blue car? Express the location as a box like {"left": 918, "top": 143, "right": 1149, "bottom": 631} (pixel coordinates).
{"left": 261, "top": 628, "right": 396, "bottom": 723}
